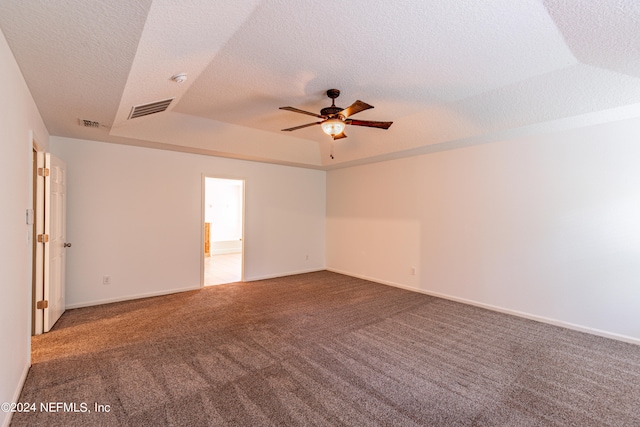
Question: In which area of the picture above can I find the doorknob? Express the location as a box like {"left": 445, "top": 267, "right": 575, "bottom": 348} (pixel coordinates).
{"left": 64, "top": 243, "right": 72, "bottom": 248}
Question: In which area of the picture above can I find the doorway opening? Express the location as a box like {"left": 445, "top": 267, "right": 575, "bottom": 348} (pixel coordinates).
{"left": 203, "top": 177, "right": 244, "bottom": 286}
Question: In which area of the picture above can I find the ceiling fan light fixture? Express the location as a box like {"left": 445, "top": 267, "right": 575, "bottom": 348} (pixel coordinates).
{"left": 321, "top": 118, "right": 345, "bottom": 136}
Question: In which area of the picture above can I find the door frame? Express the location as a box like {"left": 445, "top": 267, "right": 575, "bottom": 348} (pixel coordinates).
{"left": 200, "top": 174, "right": 246, "bottom": 287}
{"left": 32, "top": 139, "right": 45, "bottom": 335}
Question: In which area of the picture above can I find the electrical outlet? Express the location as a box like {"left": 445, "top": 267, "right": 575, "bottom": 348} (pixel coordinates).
{"left": 411, "top": 267, "right": 416, "bottom": 276}
{"left": 305, "top": 254, "right": 309, "bottom": 261}
{"left": 102, "top": 275, "right": 111, "bottom": 285}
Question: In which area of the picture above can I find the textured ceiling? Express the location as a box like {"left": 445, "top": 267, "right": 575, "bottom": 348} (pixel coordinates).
{"left": 1, "top": 0, "right": 640, "bottom": 169}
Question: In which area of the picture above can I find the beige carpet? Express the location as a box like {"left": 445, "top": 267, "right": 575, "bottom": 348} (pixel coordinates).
{"left": 13, "top": 271, "right": 640, "bottom": 426}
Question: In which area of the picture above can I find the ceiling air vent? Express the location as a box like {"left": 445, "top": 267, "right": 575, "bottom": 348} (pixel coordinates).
{"left": 79, "top": 119, "right": 101, "bottom": 128}
{"left": 128, "top": 98, "right": 174, "bottom": 119}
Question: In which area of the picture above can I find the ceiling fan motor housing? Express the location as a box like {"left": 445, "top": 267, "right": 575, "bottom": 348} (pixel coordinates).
{"left": 321, "top": 106, "right": 343, "bottom": 117}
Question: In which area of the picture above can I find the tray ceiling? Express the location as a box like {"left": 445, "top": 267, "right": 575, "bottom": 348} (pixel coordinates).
{"left": 1, "top": 0, "right": 640, "bottom": 169}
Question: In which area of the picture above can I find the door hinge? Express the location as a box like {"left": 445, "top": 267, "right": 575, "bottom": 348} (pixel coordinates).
{"left": 37, "top": 234, "right": 49, "bottom": 243}
{"left": 36, "top": 300, "right": 49, "bottom": 309}
{"left": 37, "top": 167, "right": 50, "bottom": 177}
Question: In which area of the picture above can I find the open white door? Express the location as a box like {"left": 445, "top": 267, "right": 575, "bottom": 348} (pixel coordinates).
{"left": 41, "top": 153, "right": 67, "bottom": 332}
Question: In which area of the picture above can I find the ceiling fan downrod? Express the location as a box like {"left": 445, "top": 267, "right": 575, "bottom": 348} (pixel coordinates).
{"left": 320, "top": 89, "right": 343, "bottom": 117}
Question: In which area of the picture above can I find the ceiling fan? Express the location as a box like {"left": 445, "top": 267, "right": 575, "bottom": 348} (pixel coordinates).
{"left": 279, "top": 89, "right": 393, "bottom": 145}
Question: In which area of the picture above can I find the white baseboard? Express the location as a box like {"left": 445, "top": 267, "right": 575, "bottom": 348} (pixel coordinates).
{"left": 245, "top": 268, "right": 325, "bottom": 282}
{"left": 65, "top": 285, "right": 201, "bottom": 309}
{"left": 210, "top": 249, "right": 242, "bottom": 255}
{"left": 2, "top": 362, "right": 30, "bottom": 427}
{"left": 326, "top": 268, "right": 640, "bottom": 346}
{"left": 65, "top": 267, "right": 324, "bottom": 309}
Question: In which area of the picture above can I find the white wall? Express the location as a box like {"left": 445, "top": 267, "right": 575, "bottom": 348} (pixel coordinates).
{"left": 0, "top": 29, "right": 49, "bottom": 427}
{"left": 49, "top": 137, "right": 326, "bottom": 308}
{"left": 327, "top": 116, "right": 640, "bottom": 343}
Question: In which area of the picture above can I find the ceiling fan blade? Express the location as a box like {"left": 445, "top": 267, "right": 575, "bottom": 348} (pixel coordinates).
{"left": 281, "top": 122, "right": 321, "bottom": 132}
{"left": 340, "top": 100, "right": 374, "bottom": 118}
{"left": 332, "top": 131, "right": 347, "bottom": 140}
{"left": 279, "top": 106, "right": 325, "bottom": 119}
{"left": 347, "top": 119, "right": 393, "bottom": 129}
